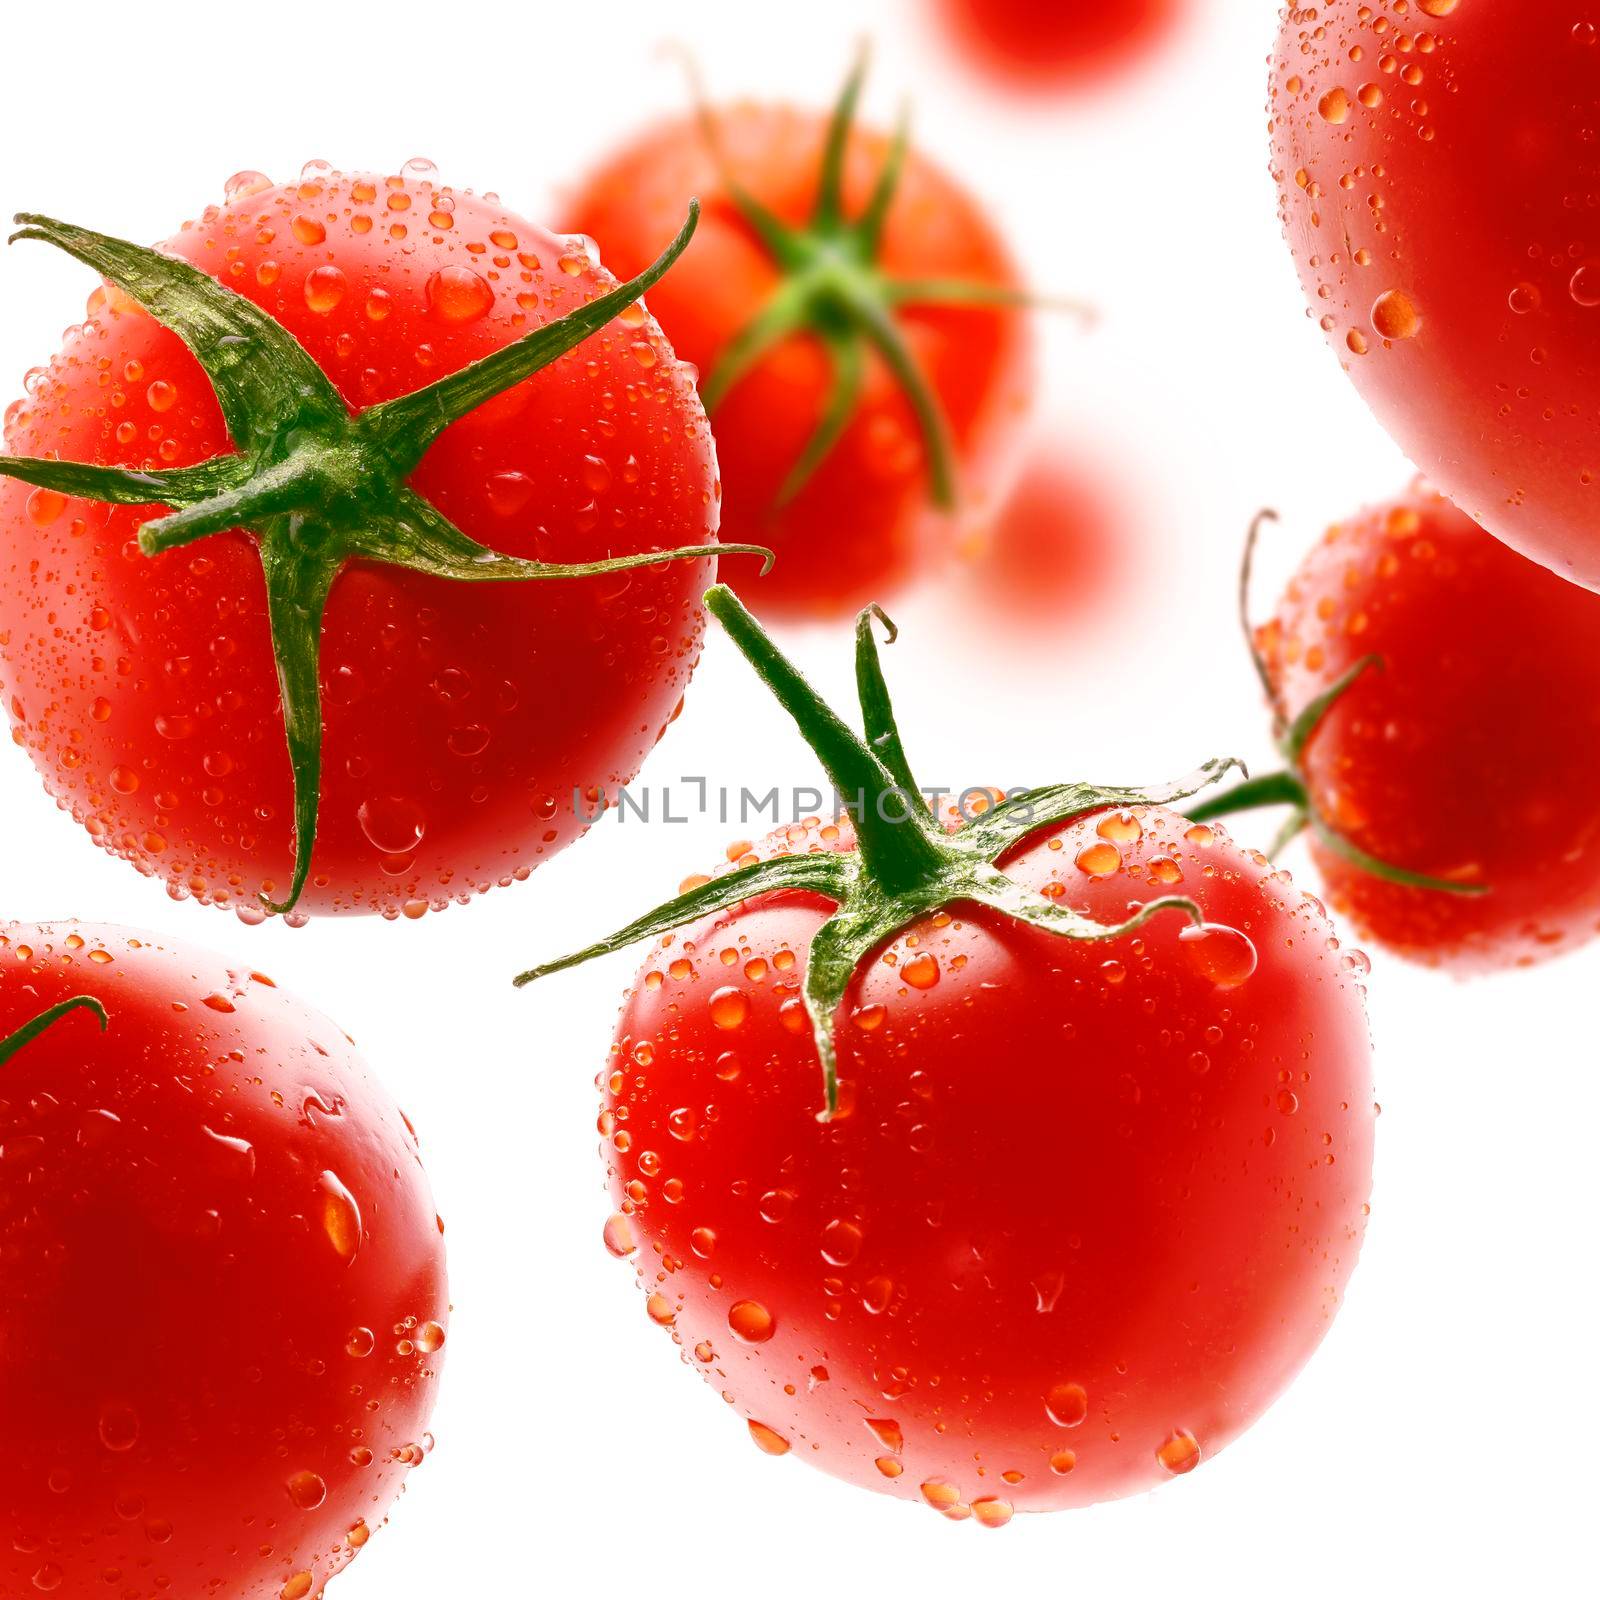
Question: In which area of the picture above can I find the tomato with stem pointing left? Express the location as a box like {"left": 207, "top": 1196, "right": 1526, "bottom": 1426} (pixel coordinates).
{"left": 0, "top": 164, "right": 764, "bottom": 922}
{"left": 1191, "top": 487, "right": 1600, "bottom": 973}
{"left": 518, "top": 586, "right": 1375, "bottom": 1518}
{"left": 571, "top": 56, "right": 1039, "bottom": 620}
{"left": 0, "top": 921, "right": 447, "bottom": 1598}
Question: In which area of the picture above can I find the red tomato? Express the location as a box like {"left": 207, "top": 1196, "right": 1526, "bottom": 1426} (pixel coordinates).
{"left": 571, "top": 92, "right": 1034, "bottom": 620}
{"left": 0, "top": 164, "right": 722, "bottom": 920}
{"left": 1256, "top": 484, "right": 1600, "bottom": 971}
{"left": 1270, "top": 2, "right": 1600, "bottom": 589}
{"left": 598, "top": 804, "right": 1373, "bottom": 1514}
{"left": 0, "top": 921, "right": 446, "bottom": 1597}
{"left": 933, "top": 0, "right": 1187, "bottom": 91}
{"left": 961, "top": 444, "right": 1133, "bottom": 632}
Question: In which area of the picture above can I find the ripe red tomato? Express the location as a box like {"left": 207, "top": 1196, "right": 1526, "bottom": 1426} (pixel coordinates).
{"left": 570, "top": 79, "right": 1034, "bottom": 620}
{"left": 0, "top": 163, "right": 726, "bottom": 921}
{"left": 933, "top": 0, "right": 1187, "bottom": 91}
{"left": 0, "top": 921, "right": 446, "bottom": 1597}
{"left": 598, "top": 805, "right": 1372, "bottom": 1515}
{"left": 961, "top": 443, "right": 1133, "bottom": 633}
{"left": 1270, "top": 2, "right": 1600, "bottom": 589}
{"left": 529, "top": 586, "right": 1373, "bottom": 1518}
{"left": 1254, "top": 484, "right": 1600, "bottom": 971}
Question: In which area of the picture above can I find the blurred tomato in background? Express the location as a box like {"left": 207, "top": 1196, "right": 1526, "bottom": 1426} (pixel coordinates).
{"left": 932, "top": 0, "right": 1187, "bottom": 91}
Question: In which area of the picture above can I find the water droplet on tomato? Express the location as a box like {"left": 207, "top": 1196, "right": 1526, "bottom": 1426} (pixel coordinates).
{"left": 224, "top": 170, "right": 274, "bottom": 202}
{"left": 866, "top": 1417, "right": 903, "bottom": 1453}
{"left": 319, "top": 1172, "right": 362, "bottom": 1262}
{"left": 486, "top": 471, "right": 535, "bottom": 516}
{"left": 821, "top": 1218, "right": 863, "bottom": 1265}
{"left": 98, "top": 1403, "right": 140, "bottom": 1452}
{"left": 1096, "top": 809, "right": 1142, "bottom": 843}
{"left": 1372, "top": 289, "right": 1421, "bottom": 339}
{"left": 1179, "top": 923, "right": 1257, "bottom": 988}
{"left": 748, "top": 1420, "right": 790, "bottom": 1455}
{"left": 304, "top": 265, "right": 347, "bottom": 314}
{"left": 708, "top": 986, "right": 749, "bottom": 1029}
{"left": 1046, "top": 1382, "right": 1089, "bottom": 1427}
{"left": 357, "top": 795, "right": 426, "bottom": 854}
{"left": 346, "top": 1326, "right": 375, "bottom": 1358}
{"left": 1075, "top": 840, "right": 1122, "bottom": 877}
{"left": 1156, "top": 1429, "right": 1202, "bottom": 1474}
{"left": 902, "top": 951, "right": 940, "bottom": 989}
{"left": 728, "top": 1299, "right": 776, "bottom": 1343}
{"left": 972, "top": 1497, "right": 1014, "bottom": 1528}
{"left": 603, "top": 1212, "right": 636, "bottom": 1257}
{"left": 426, "top": 266, "right": 494, "bottom": 324}
{"left": 286, "top": 1470, "right": 327, "bottom": 1510}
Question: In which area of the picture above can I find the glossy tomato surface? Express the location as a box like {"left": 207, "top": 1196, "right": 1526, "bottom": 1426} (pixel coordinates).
{"left": 0, "top": 921, "right": 447, "bottom": 1598}
{"left": 934, "top": 0, "right": 1187, "bottom": 91}
{"left": 572, "top": 108, "right": 1033, "bottom": 620}
{"left": 1261, "top": 483, "right": 1600, "bottom": 971}
{"left": 0, "top": 165, "right": 719, "bottom": 919}
{"left": 1271, "top": 2, "right": 1600, "bottom": 588}
{"left": 599, "top": 805, "right": 1373, "bottom": 1516}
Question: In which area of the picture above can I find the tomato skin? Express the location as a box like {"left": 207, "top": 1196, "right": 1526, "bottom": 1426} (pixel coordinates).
{"left": 0, "top": 921, "right": 445, "bottom": 1597}
{"left": 1270, "top": 3, "right": 1600, "bottom": 589}
{"left": 1262, "top": 483, "right": 1600, "bottom": 971}
{"left": 571, "top": 108, "right": 1034, "bottom": 620}
{"left": 601, "top": 807, "right": 1372, "bottom": 1513}
{"left": 934, "top": 0, "right": 1187, "bottom": 90}
{"left": 0, "top": 168, "right": 718, "bottom": 919}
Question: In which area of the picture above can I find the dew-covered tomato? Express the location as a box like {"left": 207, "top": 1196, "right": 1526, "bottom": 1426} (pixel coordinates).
{"left": 932, "top": 0, "right": 1187, "bottom": 91}
{"left": 525, "top": 586, "right": 1374, "bottom": 1519}
{"left": 1257, "top": 484, "right": 1600, "bottom": 971}
{"left": 600, "top": 806, "right": 1372, "bottom": 1515}
{"left": 571, "top": 69, "right": 1034, "bottom": 620}
{"left": 0, "top": 162, "right": 725, "bottom": 921}
{"left": 1270, "top": 2, "right": 1600, "bottom": 589}
{"left": 0, "top": 921, "right": 446, "bottom": 1599}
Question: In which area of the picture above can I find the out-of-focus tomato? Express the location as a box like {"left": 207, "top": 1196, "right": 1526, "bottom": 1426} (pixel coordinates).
{"left": 933, "top": 0, "right": 1187, "bottom": 91}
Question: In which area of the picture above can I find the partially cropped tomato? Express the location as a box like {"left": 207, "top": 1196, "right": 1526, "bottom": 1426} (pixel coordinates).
{"left": 1211, "top": 485, "right": 1600, "bottom": 972}
{"left": 524, "top": 587, "right": 1375, "bottom": 1518}
{"left": 933, "top": 0, "right": 1187, "bottom": 91}
{"left": 0, "top": 162, "right": 737, "bottom": 921}
{"left": 0, "top": 921, "right": 446, "bottom": 1597}
{"left": 571, "top": 63, "right": 1035, "bottom": 620}
{"left": 1270, "top": 2, "right": 1600, "bottom": 589}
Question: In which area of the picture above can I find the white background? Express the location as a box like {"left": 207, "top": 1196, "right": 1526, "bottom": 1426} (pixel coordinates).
{"left": 1, "top": 2, "right": 1592, "bottom": 1595}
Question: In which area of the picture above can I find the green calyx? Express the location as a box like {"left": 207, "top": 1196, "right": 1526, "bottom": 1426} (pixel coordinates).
{"left": 0, "top": 995, "right": 108, "bottom": 1067}
{"left": 0, "top": 201, "right": 773, "bottom": 916}
{"left": 689, "top": 48, "right": 1083, "bottom": 509}
{"left": 1188, "top": 509, "right": 1488, "bottom": 897}
{"left": 514, "top": 582, "right": 1243, "bottom": 1119}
